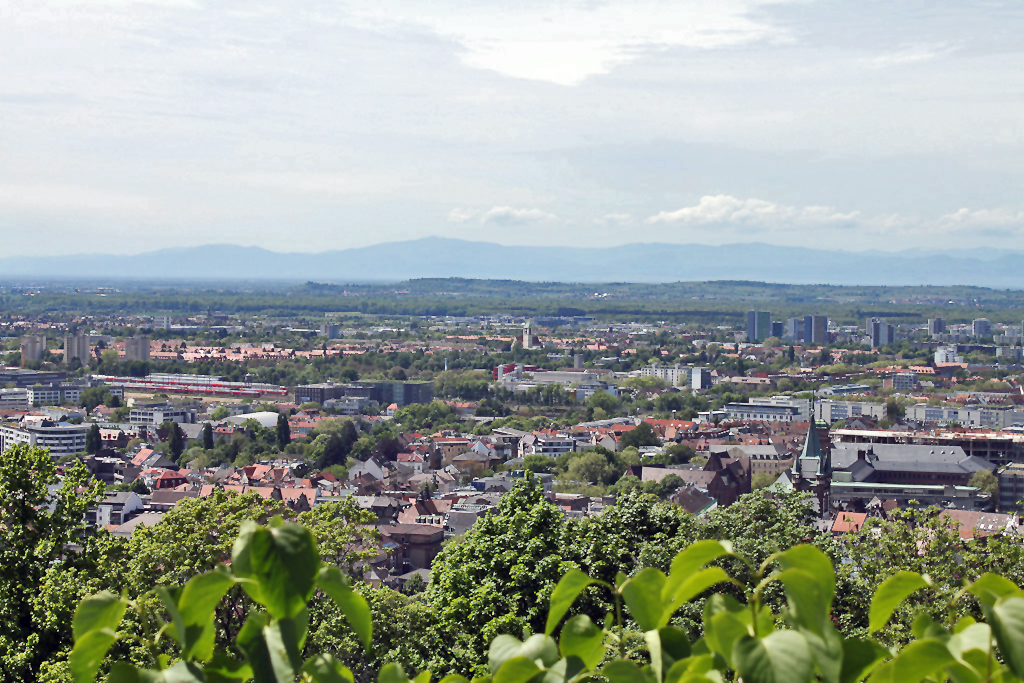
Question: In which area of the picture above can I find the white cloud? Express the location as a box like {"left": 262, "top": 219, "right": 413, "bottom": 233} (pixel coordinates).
{"left": 867, "top": 44, "right": 956, "bottom": 69}
{"left": 646, "top": 195, "right": 859, "bottom": 229}
{"left": 596, "top": 213, "right": 634, "bottom": 225}
{"left": 0, "top": 183, "right": 155, "bottom": 213}
{"left": 447, "top": 207, "right": 477, "bottom": 223}
{"left": 448, "top": 205, "right": 557, "bottom": 225}
{"left": 344, "top": 1, "right": 793, "bottom": 85}
{"left": 937, "top": 207, "right": 1024, "bottom": 235}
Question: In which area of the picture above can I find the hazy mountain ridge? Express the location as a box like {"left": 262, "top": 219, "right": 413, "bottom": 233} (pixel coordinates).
{"left": 0, "top": 238, "right": 1019, "bottom": 287}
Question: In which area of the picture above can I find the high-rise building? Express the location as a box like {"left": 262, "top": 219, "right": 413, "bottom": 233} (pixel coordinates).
{"left": 973, "top": 318, "right": 992, "bottom": 338}
{"left": 320, "top": 323, "right": 340, "bottom": 339}
{"left": 785, "top": 318, "right": 805, "bottom": 341}
{"left": 125, "top": 336, "right": 151, "bottom": 361}
{"left": 927, "top": 318, "right": 946, "bottom": 337}
{"left": 691, "top": 367, "right": 713, "bottom": 390}
{"left": 64, "top": 334, "right": 91, "bottom": 367}
{"left": 746, "top": 311, "right": 771, "bottom": 343}
{"left": 19, "top": 335, "right": 45, "bottom": 365}
{"left": 771, "top": 321, "right": 784, "bottom": 338}
{"left": 152, "top": 316, "right": 172, "bottom": 330}
{"left": 804, "top": 316, "right": 828, "bottom": 344}
{"left": 866, "top": 318, "right": 895, "bottom": 348}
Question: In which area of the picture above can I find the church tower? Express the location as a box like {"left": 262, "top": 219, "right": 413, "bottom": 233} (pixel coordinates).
{"left": 796, "top": 417, "right": 832, "bottom": 518}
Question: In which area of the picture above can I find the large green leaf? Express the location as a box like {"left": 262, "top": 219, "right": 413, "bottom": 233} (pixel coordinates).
{"left": 107, "top": 661, "right": 207, "bottom": 682}
{"left": 236, "top": 611, "right": 301, "bottom": 683}
{"left": 801, "top": 620, "right": 843, "bottom": 683}
{"left": 378, "top": 663, "right": 411, "bottom": 683}
{"left": 545, "top": 569, "right": 596, "bottom": 635}
{"left": 72, "top": 591, "right": 128, "bottom": 641}
{"left": 704, "top": 611, "right": 749, "bottom": 668}
{"left": 179, "top": 567, "right": 237, "bottom": 660}
{"left": 663, "top": 568, "right": 734, "bottom": 623}
{"left": 837, "top": 637, "right": 888, "bottom": 683}
{"left": 869, "top": 571, "right": 930, "bottom": 633}
{"left": 558, "top": 615, "right": 605, "bottom": 670}
{"left": 969, "top": 574, "right": 1021, "bottom": 607}
{"left": 645, "top": 626, "right": 692, "bottom": 683}
{"left": 70, "top": 628, "right": 120, "bottom": 683}
{"left": 317, "top": 566, "right": 373, "bottom": 650}
{"left": 733, "top": 631, "right": 813, "bottom": 683}
{"left": 776, "top": 569, "right": 829, "bottom": 634}
{"left": 774, "top": 545, "right": 835, "bottom": 608}
{"left": 987, "top": 596, "right": 1024, "bottom": 678}
{"left": 489, "top": 634, "right": 559, "bottom": 673}
{"left": 664, "top": 541, "right": 733, "bottom": 596}
{"left": 302, "top": 655, "right": 355, "bottom": 683}
{"left": 203, "top": 652, "right": 253, "bottom": 683}
{"left": 620, "top": 567, "right": 667, "bottom": 632}
{"left": 232, "top": 520, "right": 320, "bottom": 620}
{"left": 491, "top": 657, "right": 541, "bottom": 683}
{"left": 155, "top": 587, "right": 186, "bottom": 646}
{"left": 601, "top": 660, "right": 656, "bottom": 683}
{"left": 869, "top": 638, "right": 955, "bottom": 683}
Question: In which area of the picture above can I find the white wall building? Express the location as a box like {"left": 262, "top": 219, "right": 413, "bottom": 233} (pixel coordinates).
{"left": 0, "top": 420, "right": 89, "bottom": 457}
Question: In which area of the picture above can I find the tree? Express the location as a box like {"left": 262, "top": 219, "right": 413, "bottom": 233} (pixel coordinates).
{"left": 210, "top": 406, "right": 229, "bottom": 421}
{"left": 522, "top": 453, "right": 555, "bottom": 473}
{"left": 619, "top": 421, "right": 660, "bottom": 449}
{"left": 276, "top": 412, "right": 291, "bottom": 448}
{"left": 969, "top": 469, "right": 998, "bottom": 497}
{"left": 0, "top": 445, "right": 104, "bottom": 681}
{"left": 202, "top": 422, "right": 214, "bottom": 450}
{"left": 402, "top": 573, "right": 426, "bottom": 596}
{"left": 162, "top": 420, "right": 184, "bottom": 461}
{"left": 85, "top": 423, "right": 101, "bottom": 454}
{"left": 752, "top": 471, "right": 777, "bottom": 490}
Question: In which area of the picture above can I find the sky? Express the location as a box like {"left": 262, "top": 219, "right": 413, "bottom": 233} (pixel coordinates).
{"left": 2, "top": 0, "right": 1023, "bottom": 256}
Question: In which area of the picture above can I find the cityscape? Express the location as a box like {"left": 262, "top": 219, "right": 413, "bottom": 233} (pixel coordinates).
{"left": 4, "top": 1, "right": 1024, "bottom": 682}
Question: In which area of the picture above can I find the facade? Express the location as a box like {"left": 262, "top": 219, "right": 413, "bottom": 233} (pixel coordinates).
{"left": 640, "top": 363, "right": 688, "bottom": 387}
{"left": 999, "top": 463, "right": 1024, "bottom": 512}
{"left": 867, "top": 318, "right": 895, "bottom": 348}
{"left": 935, "top": 345, "right": 964, "bottom": 363}
{"left": 816, "top": 400, "right": 886, "bottom": 423}
{"left": 20, "top": 334, "right": 46, "bottom": 364}
{"left": 27, "top": 385, "right": 62, "bottom": 406}
{"left": 724, "top": 402, "right": 800, "bottom": 422}
{"left": 691, "top": 367, "right": 713, "bottom": 390}
{"left": 973, "top": 318, "right": 992, "bottom": 338}
{"left": 928, "top": 318, "right": 946, "bottom": 337}
{"left": 785, "top": 318, "right": 805, "bottom": 341}
{"left": 903, "top": 404, "right": 1024, "bottom": 429}
{"left": 125, "top": 335, "right": 151, "bottom": 361}
{"left": 0, "top": 421, "right": 90, "bottom": 457}
{"left": 292, "top": 380, "right": 432, "bottom": 408}
{"left": 0, "top": 388, "right": 28, "bottom": 410}
{"left": 152, "top": 316, "right": 172, "bottom": 330}
{"left": 889, "top": 372, "right": 919, "bottom": 391}
{"left": 747, "top": 396, "right": 810, "bottom": 421}
{"left": 746, "top": 311, "right": 771, "bottom": 343}
{"left": 64, "top": 334, "right": 91, "bottom": 366}
{"left": 320, "top": 323, "right": 340, "bottom": 339}
{"left": 129, "top": 402, "right": 198, "bottom": 425}
{"left": 996, "top": 347, "right": 1024, "bottom": 362}
{"left": 804, "top": 315, "right": 828, "bottom": 344}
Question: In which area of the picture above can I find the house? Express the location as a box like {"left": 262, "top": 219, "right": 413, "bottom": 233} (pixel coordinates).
{"left": 348, "top": 458, "right": 388, "bottom": 483}
{"left": 88, "top": 491, "right": 144, "bottom": 527}
{"left": 112, "top": 511, "right": 165, "bottom": 537}
{"left": 830, "top": 511, "right": 868, "bottom": 534}
{"left": 379, "top": 523, "right": 446, "bottom": 570}
{"left": 148, "top": 489, "right": 199, "bottom": 512}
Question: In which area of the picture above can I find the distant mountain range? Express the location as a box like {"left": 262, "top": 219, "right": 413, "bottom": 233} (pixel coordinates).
{"left": 0, "top": 238, "right": 1020, "bottom": 287}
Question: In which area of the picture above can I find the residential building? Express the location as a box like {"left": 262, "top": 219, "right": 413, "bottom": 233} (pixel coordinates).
{"left": 935, "top": 345, "right": 964, "bottom": 363}
{"left": 691, "top": 367, "right": 713, "bottom": 390}
{"left": 87, "top": 492, "right": 144, "bottom": 527}
{"left": 0, "top": 388, "right": 28, "bottom": 410}
{"left": 27, "top": 384, "right": 62, "bottom": 406}
{"left": 320, "top": 323, "right": 340, "bottom": 339}
{"left": 64, "top": 334, "right": 91, "bottom": 366}
{"left": 20, "top": 334, "right": 45, "bottom": 365}
{"left": 746, "top": 311, "right": 771, "bottom": 343}
{"left": 928, "top": 318, "right": 946, "bottom": 337}
{"left": 519, "top": 432, "right": 576, "bottom": 457}
{"left": 125, "top": 335, "right": 151, "bottom": 361}
{"left": 152, "top": 316, "right": 172, "bottom": 330}
{"left": 973, "top": 318, "right": 992, "bottom": 338}
{"left": 996, "top": 347, "right": 1023, "bottom": 362}
{"left": 640, "top": 363, "right": 688, "bottom": 387}
{"left": 785, "top": 318, "right": 805, "bottom": 341}
{"left": 379, "top": 524, "right": 445, "bottom": 570}
{"left": 0, "top": 420, "right": 89, "bottom": 457}
{"left": 885, "top": 372, "right": 918, "bottom": 391}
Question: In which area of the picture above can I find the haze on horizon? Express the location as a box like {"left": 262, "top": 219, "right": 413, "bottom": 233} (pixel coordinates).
{"left": 2, "top": 0, "right": 1023, "bottom": 257}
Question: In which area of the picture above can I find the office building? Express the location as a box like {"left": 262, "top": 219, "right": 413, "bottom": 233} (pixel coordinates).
{"left": 293, "top": 380, "right": 433, "bottom": 408}
{"left": 973, "top": 318, "right": 992, "bottom": 338}
{"left": 928, "top": 318, "right": 946, "bottom": 337}
{"left": 746, "top": 311, "right": 771, "bottom": 343}
{"left": 816, "top": 400, "right": 885, "bottom": 423}
{"left": 999, "top": 463, "right": 1024, "bottom": 512}
{"left": 129, "top": 402, "right": 198, "bottom": 425}
{"left": 125, "top": 336, "right": 151, "bottom": 361}
{"left": 20, "top": 335, "right": 45, "bottom": 365}
{"left": 691, "top": 367, "right": 713, "bottom": 390}
{"left": 804, "top": 316, "right": 828, "bottom": 344}
{"left": 0, "top": 368, "right": 67, "bottom": 388}
{"left": 866, "top": 318, "right": 895, "bottom": 348}
{"left": 771, "top": 321, "right": 784, "bottom": 338}
{"left": 935, "top": 345, "right": 964, "bottom": 363}
{"left": 0, "top": 388, "right": 28, "bottom": 410}
{"left": 0, "top": 420, "right": 90, "bottom": 458}
{"left": 64, "top": 334, "right": 91, "bottom": 367}
{"left": 320, "top": 323, "right": 340, "bottom": 339}
{"left": 724, "top": 402, "right": 801, "bottom": 422}
{"left": 785, "top": 318, "right": 805, "bottom": 341}
{"left": 152, "top": 316, "right": 172, "bottom": 330}
{"left": 748, "top": 396, "right": 810, "bottom": 421}
{"left": 996, "top": 347, "right": 1023, "bottom": 362}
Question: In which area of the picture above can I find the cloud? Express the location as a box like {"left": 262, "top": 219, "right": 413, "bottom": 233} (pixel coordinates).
{"left": 448, "top": 205, "right": 557, "bottom": 226}
{"left": 596, "top": 213, "right": 634, "bottom": 226}
{"left": 344, "top": 1, "right": 792, "bottom": 85}
{"left": 937, "top": 207, "right": 1024, "bottom": 236}
{"left": 646, "top": 195, "right": 859, "bottom": 230}
{"left": 867, "top": 44, "right": 956, "bottom": 69}
{"left": 0, "top": 183, "right": 155, "bottom": 213}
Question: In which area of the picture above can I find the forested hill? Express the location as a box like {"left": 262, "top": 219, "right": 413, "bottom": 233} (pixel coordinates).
{"left": 2, "top": 237, "right": 1024, "bottom": 287}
